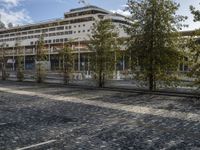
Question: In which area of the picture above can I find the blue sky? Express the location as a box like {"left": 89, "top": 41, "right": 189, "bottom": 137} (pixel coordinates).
{"left": 0, "top": 0, "right": 199, "bottom": 31}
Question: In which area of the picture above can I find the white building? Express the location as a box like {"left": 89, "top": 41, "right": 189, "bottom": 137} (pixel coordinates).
{"left": 0, "top": 5, "right": 129, "bottom": 71}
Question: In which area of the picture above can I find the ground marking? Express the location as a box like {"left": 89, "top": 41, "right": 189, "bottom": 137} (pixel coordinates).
{"left": 0, "top": 87, "right": 199, "bottom": 122}
{"left": 16, "top": 140, "right": 56, "bottom": 150}
{"left": 0, "top": 123, "right": 6, "bottom": 126}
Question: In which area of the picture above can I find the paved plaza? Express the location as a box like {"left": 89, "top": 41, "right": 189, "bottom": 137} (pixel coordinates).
{"left": 0, "top": 81, "right": 200, "bottom": 150}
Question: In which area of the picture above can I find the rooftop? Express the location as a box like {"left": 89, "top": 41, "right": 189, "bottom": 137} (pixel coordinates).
{"left": 69, "top": 5, "right": 108, "bottom": 13}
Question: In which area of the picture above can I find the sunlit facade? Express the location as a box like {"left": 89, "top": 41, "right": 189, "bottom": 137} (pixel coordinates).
{"left": 0, "top": 5, "right": 128, "bottom": 72}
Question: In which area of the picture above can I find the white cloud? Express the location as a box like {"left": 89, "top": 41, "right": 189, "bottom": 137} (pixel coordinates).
{"left": 1, "top": 0, "right": 22, "bottom": 6}
{"left": 0, "top": 9, "right": 32, "bottom": 27}
{"left": 0, "top": 0, "right": 32, "bottom": 27}
{"left": 110, "top": 4, "right": 131, "bottom": 17}
{"left": 111, "top": 9, "right": 130, "bottom": 17}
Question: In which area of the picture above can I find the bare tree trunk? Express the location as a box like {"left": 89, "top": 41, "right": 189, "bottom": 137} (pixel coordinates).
{"left": 99, "top": 70, "right": 102, "bottom": 88}
{"left": 149, "top": 6, "right": 155, "bottom": 91}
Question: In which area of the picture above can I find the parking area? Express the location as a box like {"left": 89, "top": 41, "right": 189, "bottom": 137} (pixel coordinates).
{"left": 0, "top": 81, "right": 200, "bottom": 150}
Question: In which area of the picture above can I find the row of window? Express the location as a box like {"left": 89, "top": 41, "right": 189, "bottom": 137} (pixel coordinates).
{"left": 0, "top": 29, "right": 91, "bottom": 43}
{"left": 30, "top": 38, "right": 69, "bottom": 45}
{"left": 0, "top": 16, "right": 95, "bottom": 37}
{"left": 0, "top": 26, "right": 71, "bottom": 38}
{"left": 0, "top": 24, "right": 88, "bottom": 38}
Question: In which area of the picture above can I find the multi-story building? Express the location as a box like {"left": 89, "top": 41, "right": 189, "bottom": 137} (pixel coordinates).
{"left": 0, "top": 5, "right": 129, "bottom": 72}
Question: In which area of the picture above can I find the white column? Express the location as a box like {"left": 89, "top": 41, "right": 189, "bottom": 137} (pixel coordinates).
{"left": 12, "top": 47, "right": 15, "bottom": 71}
{"left": 88, "top": 53, "right": 90, "bottom": 75}
{"left": 24, "top": 46, "right": 26, "bottom": 70}
{"left": 48, "top": 44, "right": 51, "bottom": 70}
{"left": 78, "top": 41, "right": 81, "bottom": 72}
{"left": 72, "top": 44, "right": 75, "bottom": 71}
{"left": 62, "top": 42, "right": 64, "bottom": 70}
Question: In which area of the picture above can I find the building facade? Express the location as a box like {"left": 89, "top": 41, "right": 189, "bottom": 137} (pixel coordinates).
{"left": 0, "top": 5, "right": 129, "bottom": 72}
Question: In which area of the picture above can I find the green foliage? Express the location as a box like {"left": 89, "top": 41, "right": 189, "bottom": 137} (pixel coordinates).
{"left": 187, "top": 30, "right": 200, "bottom": 87}
{"left": 59, "top": 42, "right": 74, "bottom": 84}
{"left": 88, "top": 19, "right": 120, "bottom": 87}
{"left": 35, "top": 34, "right": 47, "bottom": 83}
{"left": 190, "top": 5, "right": 200, "bottom": 22}
{"left": 126, "top": 0, "right": 186, "bottom": 90}
{"left": 189, "top": 4, "right": 200, "bottom": 88}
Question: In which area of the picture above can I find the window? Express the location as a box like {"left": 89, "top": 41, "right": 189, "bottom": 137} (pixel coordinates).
{"left": 74, "top": 31, "right": 76, "bottom": 34}
{"left": 87, "top": 30, "right": 90, "bottom": 32}
{"left": 60, "top": 39, "right": 63, "bottom": 43}
{"left": 69, "top": 26, "right": 71, "bottom": 29}
{"left": 74, "top": 25, "right": 76, "bottom": 28}
{"left": 57, "top": 26, "right": 64, "bottom": 30}
{"left": 64, "top": 38, "right": 68, "bottom": 42}
{"left": 30, "top": 41, "right": 34, "bottom": 45}
{"left": 56, "top": 39, "right": 59, "bottom": 43}
{"left": 78, "top": 25, "right": 81, "bottom": 27}
{"left": 78, "top": 31, "right": 81, "bottom": 33}
{"left": 48, "top": 40, "right": 51, "bottom": 43}
{"left": 28, "top": 31, "right": 34, "bottom": 34}
{"left": 49, "top": 28, "right": 55, "bottom": 31}
{"left": 42, "top": 29, "right": 48, "bottom": 33}
{"left": 35, "top": 30, "right": 41, "bottom": 33}
{"left": 83, "top": 30, "right": 85, "bottom": 32}
{"left": 65, "top": 26, "right": 68, "bottom": 29}
{"left": 34, "top": 35, "right": 40, "bottom": 38}
{"left": 22, "top": 32, "right": 27, "bottom": 35}
{"left": 49, "top": 33, "right": 56, "bottom": 36}
{"left": 83, "top": 24, "right": 85, "bottom": 27}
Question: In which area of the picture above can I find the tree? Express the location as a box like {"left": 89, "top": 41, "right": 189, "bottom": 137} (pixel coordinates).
{"left": 190, "top": 4, "right": 200, "bottom": 22}
{"left": 0, "top": 21, "right": 5, "bottom": 29}
{"left": 8, "top": 22, "right": 13, "bottom": 28}
{"left": 126, "top": 0, "right": 186, "bottom": 91}
{"left": 35, "top": 34, "right": 47, "bottom": 83}
{"left": 187, "top": 30, "right": 200, "bottom": 86}
{"left": 189, "top": 4, "right": 200, "bottom": 87}
{"left": 88, "top": 19, "right": 120, "bottom": 88}
{"left": 0, "top": 43, "right": 6, "bottom": 80}
{"left": 15, "top": 37, "right": 24, "bottom": 81}
{"left": 59, "top": 42, "right": 74, "bottom": 84}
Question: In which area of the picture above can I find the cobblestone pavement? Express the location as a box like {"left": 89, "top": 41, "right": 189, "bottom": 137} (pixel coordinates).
{"left": 0, "top": 81, "right": 200, "bottom": 150}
